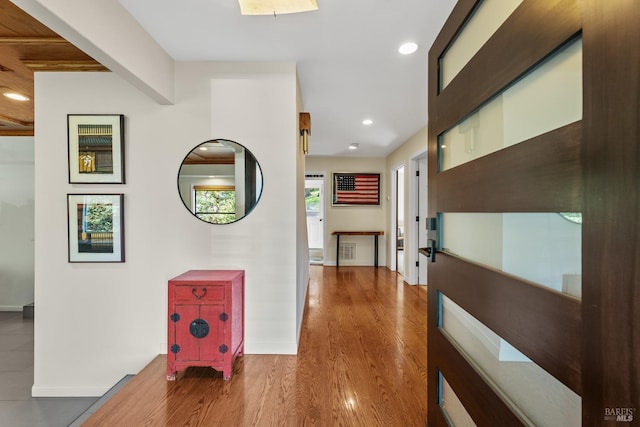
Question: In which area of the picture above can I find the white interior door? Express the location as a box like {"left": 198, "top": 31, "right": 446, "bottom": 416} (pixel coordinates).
{"left": 305, "top": 177, "right": 324, "bottom": 252}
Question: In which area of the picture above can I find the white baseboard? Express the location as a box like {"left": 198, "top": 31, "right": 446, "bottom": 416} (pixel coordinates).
{"left": 0, "top": 305, "right": 23, "bottom": 312}
{"left": 244, "top": 341, "right": 298, "bottom": 355}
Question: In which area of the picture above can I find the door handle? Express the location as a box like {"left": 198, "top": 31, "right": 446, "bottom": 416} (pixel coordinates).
{"left": 425, "top": 216, "right": 438, "bottom": 263}
{"left": 425, "top": 239, "right": 436, "bottom": 262}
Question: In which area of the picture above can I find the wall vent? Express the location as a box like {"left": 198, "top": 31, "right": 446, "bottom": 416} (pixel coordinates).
{"left": 339, "top": 242, "right": 356, "bottom": 260}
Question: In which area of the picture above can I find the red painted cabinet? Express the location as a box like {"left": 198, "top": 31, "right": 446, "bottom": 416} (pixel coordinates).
{"left": 167, "top": 270, "right": 244, "bottom": 381}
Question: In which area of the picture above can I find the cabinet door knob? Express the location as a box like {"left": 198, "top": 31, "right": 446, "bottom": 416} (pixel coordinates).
{"left": 192, "top": 287, "right": 207, "bottom": 299}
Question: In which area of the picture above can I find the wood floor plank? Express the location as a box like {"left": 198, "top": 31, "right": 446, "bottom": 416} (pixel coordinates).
{"left": 82, "top": 266, "right": 428, "bottom": 426}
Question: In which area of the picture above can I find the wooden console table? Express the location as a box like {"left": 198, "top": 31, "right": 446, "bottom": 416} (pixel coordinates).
{"left": 331, "top": 231, "right": 384, "bottom": 268}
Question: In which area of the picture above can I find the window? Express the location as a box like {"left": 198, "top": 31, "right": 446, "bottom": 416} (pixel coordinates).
{"left": 193, "top": 185, "right": 235, "bottom": 224}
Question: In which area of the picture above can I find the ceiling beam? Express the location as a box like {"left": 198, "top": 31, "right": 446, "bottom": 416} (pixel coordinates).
{"left": 11, "top": 0, "right": 175, "bottom": 105}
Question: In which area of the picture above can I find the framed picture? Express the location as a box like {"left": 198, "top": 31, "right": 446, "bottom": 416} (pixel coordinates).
{"left": 332, "top": 172, "right": 381, "bottom": 206}
{"left": 68, "top": 114, "right": 125, "bottom": 183}
{"left": 67, "top": 194, "right": 125, "bottom": 263}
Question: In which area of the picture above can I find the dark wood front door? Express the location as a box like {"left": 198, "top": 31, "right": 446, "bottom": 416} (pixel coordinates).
{"left": 427, "top": 1, "right": 639, "bottom": 425}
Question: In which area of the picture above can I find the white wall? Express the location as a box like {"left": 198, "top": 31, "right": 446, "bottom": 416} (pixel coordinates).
{"left": 0, "top": 137, "right": 34, "bottom": 310}
{"left": 305, "top": 156, "right": 386, "bottom": 266}
{"left": 33, "top": 62, "right": 306, "bottom": 396}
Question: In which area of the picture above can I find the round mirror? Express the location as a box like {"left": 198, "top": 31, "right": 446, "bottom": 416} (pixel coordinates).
{"left": 177, "top": 139, "right": 263, "bottom": 224}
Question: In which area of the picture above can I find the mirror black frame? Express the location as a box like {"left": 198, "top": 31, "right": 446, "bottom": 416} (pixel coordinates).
{"left": 177, "top": 139, "right": 263, "bottom": 224}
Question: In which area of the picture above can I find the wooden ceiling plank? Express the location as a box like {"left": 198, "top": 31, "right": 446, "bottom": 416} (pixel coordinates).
{"left": 22, "top": 60, "right": 108, "bottom": 71}
{"left": 0, "top": 113, "right": 33, "bottom": 126}
{"left": 0, "top": 36, "right": 67, "bottom": 45}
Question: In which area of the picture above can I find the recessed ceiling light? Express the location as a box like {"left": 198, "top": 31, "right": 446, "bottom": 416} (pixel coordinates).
{"left": 349, "top": 143, "right": 359, "bottom": 150}
{"left": 199, "top": 146, "right": 208, "bottom": 151}
{"left": 398, "top": 42, "right": 418, "bottom": 55}
{"left": 362, "top": 119, "right": 373, "bottom": 125}
{"left": 3, "top": 92, "right": 29, "bottom": 101}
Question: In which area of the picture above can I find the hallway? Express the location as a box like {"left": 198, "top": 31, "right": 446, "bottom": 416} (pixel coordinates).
{"left": 83, "top": 266, "right": 428, "bottom": 425}
{"left": 0, "top": 266, "right": 427, "bottom": 425}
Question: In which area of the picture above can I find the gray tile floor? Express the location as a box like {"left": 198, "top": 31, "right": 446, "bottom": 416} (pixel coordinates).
{"left": 0, "top": 311, "right": 97, "bottom": 427}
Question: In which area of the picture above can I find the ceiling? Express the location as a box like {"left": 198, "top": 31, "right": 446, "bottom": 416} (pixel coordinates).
{"left": 0, "top": 0, "right": 106, "bottom": 135}
{"left": 1, "top": 0, "right": 457, "bottom": 156}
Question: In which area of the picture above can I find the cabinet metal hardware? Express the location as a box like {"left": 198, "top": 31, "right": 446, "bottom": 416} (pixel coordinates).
{"left": 192, "top": 287, "right": 207, "bottom": 299}
{"left": 189, "top": 318, "right": 210, "bottom": 339}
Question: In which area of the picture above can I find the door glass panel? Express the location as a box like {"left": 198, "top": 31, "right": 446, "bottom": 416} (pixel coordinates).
{"left": 440, "top": 0, "right": 523, "bottom": 90}
{"left": 441, "top": 213, "right": 581, "bottom": 297}
{"left": 439, "top": 373, "right": 477, "bottom": 426}
{"left": 440, "top": 37, "right": 582, "bottom": 171}
{"left": 440, "top": 294, "right": 581, "bottom": 426}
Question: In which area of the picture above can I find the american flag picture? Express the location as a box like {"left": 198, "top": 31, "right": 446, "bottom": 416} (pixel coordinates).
{"left": 333, "top": 173, "right": 380, "bottom": 205}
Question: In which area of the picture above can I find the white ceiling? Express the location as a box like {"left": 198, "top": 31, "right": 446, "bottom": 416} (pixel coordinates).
{"left": 118, "top": 0, "right": 456, "bottom": 157}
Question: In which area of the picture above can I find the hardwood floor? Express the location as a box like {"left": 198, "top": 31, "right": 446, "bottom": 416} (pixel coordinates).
{"left": 83, "top": 266, "right": 428, "bottom": 426}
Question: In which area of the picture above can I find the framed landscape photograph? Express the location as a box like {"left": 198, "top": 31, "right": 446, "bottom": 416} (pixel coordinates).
{"left": 332, "top": 172, "right": 381, "bottom": 206}
{"left": 68, "top": 114, "right": 125, "bottom": 183}
{"left": 67, "top": 194, "right": 125, "bottom": 263}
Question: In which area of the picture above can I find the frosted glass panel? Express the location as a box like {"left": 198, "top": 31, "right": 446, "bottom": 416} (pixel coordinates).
{"left": 440, "top": 374, "right": 477, "bottom": 426}
{"left": 441, "top": 213, "right": 581, "bottom": 297}
{"left": 440, "top": 38, "right": 582, "bottom": 171}
{"left": 440, "top": 0, "right": 523, "bottom": 89}
{"left": 441, "top": 295, "right": 581, "bottom": 426}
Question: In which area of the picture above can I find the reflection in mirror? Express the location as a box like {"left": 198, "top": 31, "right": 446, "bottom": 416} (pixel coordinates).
{"left": 177, "top": 139, "right": 263, "bottom": 224}
{"left": 559, "top": 212, "right": 582, "bottom": 224}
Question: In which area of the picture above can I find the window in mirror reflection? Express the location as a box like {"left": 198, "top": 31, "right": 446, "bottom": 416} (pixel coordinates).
{"left": 177, "top": 139, "right": 263, "bottom": 224}
{"left": 194, "top": 185, "right": 236, "bottom": 224}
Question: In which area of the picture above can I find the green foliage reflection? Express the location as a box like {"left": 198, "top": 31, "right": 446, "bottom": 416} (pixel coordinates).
{"left": 195, "top": 190, "right": 236, "bottom": 224}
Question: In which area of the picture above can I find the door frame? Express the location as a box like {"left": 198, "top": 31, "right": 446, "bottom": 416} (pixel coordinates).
{"left": 408, "top": 149, "right": 427, "bottom": 286}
